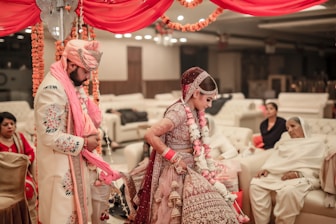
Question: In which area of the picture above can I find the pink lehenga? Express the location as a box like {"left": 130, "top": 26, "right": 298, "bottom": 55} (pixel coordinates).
{"left": 124, "top": 103, "right": 240, "bottom": 224}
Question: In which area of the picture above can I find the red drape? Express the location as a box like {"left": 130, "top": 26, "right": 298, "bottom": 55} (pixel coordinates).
{"left": 79, "top": 0, "right": 174, "bottom": 34}
{"left": 0, "top": 0, "right": 327, "bottom": 37}
{"left": 0, "top": 0, "right": 41, "bottom": 37}
{"left": 210, "top": 0, "right": 327, "bottom": 16}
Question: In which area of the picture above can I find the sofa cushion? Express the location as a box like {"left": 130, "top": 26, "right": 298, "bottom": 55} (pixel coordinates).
{"left": 306, "top": 118, "right": 336, "bottom": 135}
{"left": 301, "top": 190, "right": 336, "bottom": 218}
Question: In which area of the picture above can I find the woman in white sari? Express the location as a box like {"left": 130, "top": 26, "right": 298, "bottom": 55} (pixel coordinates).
{"left": 250, "top": 116, "right": 326, "bottom": 224}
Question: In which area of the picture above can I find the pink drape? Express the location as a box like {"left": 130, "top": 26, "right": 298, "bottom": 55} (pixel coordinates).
{"left": 0, "top": 0, "right": 327, "bottom": 37}
{"left": 79, "top": 0, "right": 174, "bottom": 34}
{"left": 0, "top": 0, "right": 41, "bottom": 37}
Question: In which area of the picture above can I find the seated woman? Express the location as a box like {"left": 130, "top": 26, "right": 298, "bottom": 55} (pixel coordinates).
{"left": 0, "top": 111, "right": 37, "bottom": 224}
{"left": 250, "top": 116, "right": 326, "bottom": 224}
{"left": 258, "top": 102, "right": 287, "bottom": 149}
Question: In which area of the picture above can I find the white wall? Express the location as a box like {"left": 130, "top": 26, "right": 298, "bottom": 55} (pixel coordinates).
{"left": 43, "top": 33, "right": 181, "bottom": 81}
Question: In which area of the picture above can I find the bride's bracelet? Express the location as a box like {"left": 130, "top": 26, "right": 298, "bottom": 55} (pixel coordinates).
{"left": 162, "top": 147, "right": 176, "bottom": 161}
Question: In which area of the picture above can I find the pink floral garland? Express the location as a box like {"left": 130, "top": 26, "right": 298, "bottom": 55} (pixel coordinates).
{"left": 184, "top": 103, "right": 250, "bottom": 223}
{"left": 185, "top": 106, "right": 216, "bottom": 181}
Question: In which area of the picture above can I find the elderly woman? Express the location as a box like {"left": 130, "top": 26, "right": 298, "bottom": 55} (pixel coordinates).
{"left": 250, "top": 116, "right": 326, "bottom": 224}
{"left": 133, "top": 67, "right": 240, "bottom": 223}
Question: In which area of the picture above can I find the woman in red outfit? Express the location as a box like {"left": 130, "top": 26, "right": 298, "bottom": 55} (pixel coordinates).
{"left": 0, "top": 111, "right": 37, "bottom": 224}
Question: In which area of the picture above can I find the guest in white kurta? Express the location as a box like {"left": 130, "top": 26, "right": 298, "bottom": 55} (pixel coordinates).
{"left": 34, "top": 40, "right": 103, "bottom": 224}
{"left": 250, "top": 116, "right": 326, "bottom": 224}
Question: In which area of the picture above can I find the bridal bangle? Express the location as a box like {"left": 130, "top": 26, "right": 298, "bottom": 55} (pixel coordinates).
{"left": 162, "top": 147, "right": 176, "bottom": 161}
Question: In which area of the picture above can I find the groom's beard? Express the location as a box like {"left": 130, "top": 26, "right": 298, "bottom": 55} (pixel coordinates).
{"left": 70, "top": 68, "right": 87, "bottom": 86}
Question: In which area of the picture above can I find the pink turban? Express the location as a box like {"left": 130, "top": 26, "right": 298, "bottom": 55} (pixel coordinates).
{"left": 61, "top": 39, "right": 103, "bottom": 71}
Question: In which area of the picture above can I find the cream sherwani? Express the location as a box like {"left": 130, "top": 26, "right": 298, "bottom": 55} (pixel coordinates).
{"left": 34, "top": 73, "right": 92, "bottom": 224}
{"left": 250, "top": 135, "right": 325, "bottom": 224}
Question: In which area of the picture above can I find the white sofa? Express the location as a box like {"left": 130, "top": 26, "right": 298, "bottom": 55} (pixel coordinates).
{"left": 238, "top": 118, "right": 336, "bottom": 224}
{"left": 0, "top": 100, "right": 35, "bottom": 142}
{"left": 266, "top": 92, "right": 332, "bottom": 119}
{"left": 208, "top": 99, "right": 264, "bottom": 133}
{"left": 123, "top": 126, "right": 253, "bottom": 172}
{"left": 99, "top": 93, "right": 166, "bottom": 143}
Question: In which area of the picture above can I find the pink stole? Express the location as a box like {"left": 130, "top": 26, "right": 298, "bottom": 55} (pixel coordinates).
{"left": 50, "top": 60, "right": 121, "bottom": 223}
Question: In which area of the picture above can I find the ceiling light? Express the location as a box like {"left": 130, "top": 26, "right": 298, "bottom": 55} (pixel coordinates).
{"left": 25, "top": 28, "right": 32, "bottom": 33}
{"left": 179, "top": 38, "right": 187, "bottom": 43}
{"left": 170, "top": 38, "right": 178, "bottom": 43}
{"left": 124, "top": 33, "right": 132, "bottom": 38}
{"left": 144, "top": 35, "right": 152, "bottom": 40}
{"left": 51, "top": 27, "right": 60, "bottom": 37}
{"left": 199, "top": 18, "right": 205, "bottom": 22}
{"left": 115, "top": 34, "right": 123, "bottom": 38}
{"left": 135, "top": 35, "right": 143, "bottom": 40}
{"left": 0, "top": 38, "right": 4, "bottom": 43}
{"left": 177, "top": 15, "right": 184, "bottom": 21}
{"left": 17, "top": 35, "right": 24, "bottom": 40}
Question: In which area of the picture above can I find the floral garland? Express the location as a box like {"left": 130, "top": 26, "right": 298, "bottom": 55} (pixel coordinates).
{"left": 178, "top": 0, "right": 203, "bottom": 8}
{"left": 155, "top": 21, "right": 173, "bottom": 35}
{"left": 183, "top": 102, "right": 250, "bottom": 223}
{"left": 161, "top": 7, "right": 223, "bottom": 32}
{"left": 31, "top": 22, "right": 44, "bottom": 97}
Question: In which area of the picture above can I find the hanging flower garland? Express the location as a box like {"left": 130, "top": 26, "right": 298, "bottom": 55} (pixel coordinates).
{"left": 155, "top": 21, "right": 173, "bottom": 35}
{"left": 161, "top": 6, "right": 223, "bottom": 32}
{"left": 178, "top": 0, "right": 203, "bottom": 8}
{"left": 31, "top": 22, "right": 45, "bottom": 97}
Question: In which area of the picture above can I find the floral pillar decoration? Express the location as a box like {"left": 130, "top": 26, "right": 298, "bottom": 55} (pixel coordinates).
{"left": 31, "top": 22, "right": 45, "bottom": 97}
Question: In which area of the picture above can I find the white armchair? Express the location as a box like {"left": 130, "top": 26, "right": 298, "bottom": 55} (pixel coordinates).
{"left": 267, "top": 92, "right": 330, "bottom": 119}
{"left": 100, "top": 93, "right": 161, "bottom": 143}
{"left": 0, "top": 100, "right": 35, "bottom": 142}
{"left": 209, "top": 99, "right": 264, "bottom": 133}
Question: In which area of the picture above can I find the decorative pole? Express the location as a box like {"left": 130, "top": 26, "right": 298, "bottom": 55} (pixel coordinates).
{"left": 56, "top": 0, "right": 65, "bottom": 42}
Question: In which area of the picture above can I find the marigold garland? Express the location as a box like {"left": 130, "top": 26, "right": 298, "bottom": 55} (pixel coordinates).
{"left": 31, "top": 22, "right": 44, "bottom": 218}
{"left": 31, "top": 22, "right": 44, "bottom": 97}
{"left": 178, "top": 0, "right": 203, "bottom": 8}
{"left": 161, "top": 7, "right": 223, "bottom": 32}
